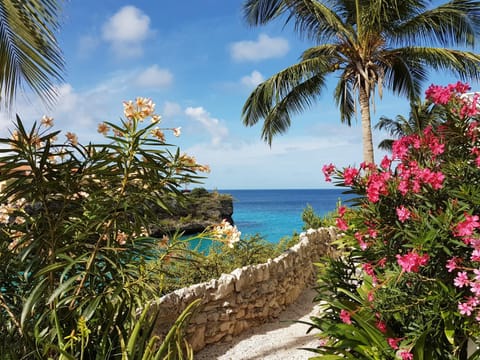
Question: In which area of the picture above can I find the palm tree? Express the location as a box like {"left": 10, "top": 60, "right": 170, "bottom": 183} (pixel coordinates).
{"left": 0, "top": 0, "right": 64, "bottom": 108}
{"left": 375, "top": 99, "right": 441, "bottom": 151}
{"left": 241, "top": 0, "right": 480, "bottom": 163}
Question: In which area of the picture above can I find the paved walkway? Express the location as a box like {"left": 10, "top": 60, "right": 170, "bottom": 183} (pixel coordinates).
{"left": 195, "top": 287, "right": 321, "bottom": 359}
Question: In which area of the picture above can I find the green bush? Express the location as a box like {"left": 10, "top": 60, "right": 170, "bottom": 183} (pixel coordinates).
{"left": 309, "top": 83, "right": 480, "bottom": 359}
{"left": 0, "top": 99, "right": 212, "bottom": 359}
{"left": 302, "top": 204, "right": 338, "bottom": 230}
{"left": 159, "top": 233, "right": 299, "bottom": 294}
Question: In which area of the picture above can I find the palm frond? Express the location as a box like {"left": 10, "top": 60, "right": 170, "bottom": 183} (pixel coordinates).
{"left": 392, "top": 0, "right": 480, "bottom": 47}
{"left": 397, "top": 47, "right": 480, "bottom": 82}
{"left": 243, "top": 0, "right": 286, "bottom": 25}
{"left": 334, "top": 76, "right": 355, "bottom": 125}
{"left": 0, "top": 0, "right": 65, "bottom": 108}
{"left": 260, "top": 70, "right": 327, "bottom": 144}
{"left": 242, "top": 56, "right": 332, "bottom": 130}
{"left": 381, "top": 52, "right": 427, "bottom": 100}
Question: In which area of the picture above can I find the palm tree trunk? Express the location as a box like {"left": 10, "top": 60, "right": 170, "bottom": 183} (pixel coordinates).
{"left": 359, "top": 86, "right": 375, "bottom": 164}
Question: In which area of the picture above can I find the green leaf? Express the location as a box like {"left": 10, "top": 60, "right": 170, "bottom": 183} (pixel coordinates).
{"left": 441, "top": 311, "right": 455, "bottom": 345}
{"left": 21, "top": 278, "right": 48, "bottom": 329}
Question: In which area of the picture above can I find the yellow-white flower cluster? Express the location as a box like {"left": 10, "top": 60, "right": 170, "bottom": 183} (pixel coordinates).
{"left": 212, "top": 219, "right": 241, "bottom": 248}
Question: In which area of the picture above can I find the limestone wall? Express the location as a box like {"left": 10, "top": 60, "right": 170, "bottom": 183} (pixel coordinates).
{"left": 152, "top": 227, "right": 337, "bottom": 351}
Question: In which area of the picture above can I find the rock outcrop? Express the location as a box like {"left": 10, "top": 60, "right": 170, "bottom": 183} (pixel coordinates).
{"left": 151, "top": 188, "right": 234, "bottom": 235}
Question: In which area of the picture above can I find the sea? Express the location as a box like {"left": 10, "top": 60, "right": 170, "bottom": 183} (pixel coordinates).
{"left": 216, "top": 188, "right": 351, "bottom": 243}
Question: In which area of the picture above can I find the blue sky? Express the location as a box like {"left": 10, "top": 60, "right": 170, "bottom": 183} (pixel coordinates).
{"left": 0, "top": 1, "right": 477, "bottom": 189}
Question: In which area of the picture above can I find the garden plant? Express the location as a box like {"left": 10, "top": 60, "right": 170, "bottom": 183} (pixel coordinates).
{"left": 0, "top": 98, "right": 237, "bottom": 359}
{"left": 310, "top": 82, "right": 480, "bottom": 359}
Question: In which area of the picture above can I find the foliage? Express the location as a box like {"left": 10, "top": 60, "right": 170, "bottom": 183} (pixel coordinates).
{"left": 302, "top": 204, "right": 338, "bottom": 230}
{"left": 159, "top": 233, "right": 298, "bottom": 294}
{"left": 374, "top": 99, "right": 443, "bottom": 151}
{"left": 310, "top": 83, "right": 480, "bottom": 359}
{"left": 0, "top": 98, "right": 216, "bottom": 359}
{"left": 241, "top": 0, "right": 480, "bottom": 163}
{"left": 0, "top": 0, "right": 65, "bottom": 108}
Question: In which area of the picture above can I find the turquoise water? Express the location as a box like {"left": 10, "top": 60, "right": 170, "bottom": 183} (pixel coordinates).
{"left": 218, "top": 188, "right": 350, "bottom": 243}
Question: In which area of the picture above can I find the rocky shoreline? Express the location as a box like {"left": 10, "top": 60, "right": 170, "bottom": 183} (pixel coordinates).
{"left": 151, "top": 188, "right": 234, "bottom": 236}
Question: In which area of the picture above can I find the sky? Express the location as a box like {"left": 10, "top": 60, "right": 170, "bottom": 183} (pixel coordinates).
{"left": 0, "top": 0, "right": 477, "bottom": 189}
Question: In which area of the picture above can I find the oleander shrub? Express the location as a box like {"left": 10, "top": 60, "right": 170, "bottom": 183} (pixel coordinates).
{"left": 308, "top": 83, "right": 480, "bottom": 359}
{"left": 0, "top": 98, "right": 226, "bottom": 359}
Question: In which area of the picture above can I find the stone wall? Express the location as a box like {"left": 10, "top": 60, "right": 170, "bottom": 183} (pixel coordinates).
{"left": 152, "top": 227, "right": 337, "bottom": 351}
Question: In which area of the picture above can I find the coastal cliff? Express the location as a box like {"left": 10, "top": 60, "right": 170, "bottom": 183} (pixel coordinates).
{"left": 152, "top": 188, "right": 234, "bottom": 235}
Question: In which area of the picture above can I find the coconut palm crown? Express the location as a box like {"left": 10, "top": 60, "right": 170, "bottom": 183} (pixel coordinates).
{"left": 241, "top": 0, "right": 480, "bottom": 163}
{"left": 0, "top": 0, "right": 64, "bottom": 108}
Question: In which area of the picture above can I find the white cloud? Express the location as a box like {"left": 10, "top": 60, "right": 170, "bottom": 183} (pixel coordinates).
{"left": 230, "top": 34, "right": 289, "bottom": 62}
{"left": 241, "top": 70, "right": 264, "bottom": 88}
{"left": 135, "top": 65, "right": 173, "bottom": 88}
{"left": 162, "top": 101, "right": 182, "bottom": 117}
{"left": 102, "top": 6, "right": 151, "bottom": 58}
{"left": 185, "top": 134, "right": 364, "bottom": 189}
{"left": 184, "top": 107, "right": 228, "bottom": 146}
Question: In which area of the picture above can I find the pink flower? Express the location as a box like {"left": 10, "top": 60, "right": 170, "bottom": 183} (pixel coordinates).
{"left": 473, "top": 269, "right": 480, "bottom": 281}
{"left": 446, "top": 257, "right": 459, "bottom": 272}
{"left": 376, "top": 320, "right": 387, "bottom": 333}
{"left": 396, "top": 205, "right": 411, "bottom": 223}
{"left": 322, "top": 163, "right": 335, "bottom": 182}
{"left": 399, "top": 350, "right": 414, "bottom": 360}
{"left": 387, "top": 337, "right": 400, "bottom": 350}
{"left": 392, "top": 137, "right": 410, "bottom": 160}
{"left": 343, "top": 167, "right": 359, "bottom": 185}
{"left": 454, "top": 271, "right": 470, "bottom": 288}
{"left": 470, "top": 281, "right": 480, "bottom": 296}
{"left": 396, "top": 251, "right": 429, "bottom": 273}
{"left": 458, "top": 301, "right": 474, "bottom": 316}
{"left": 336, "top": 218, "right": 348, "bottom": 231}
{"left": 380, "top": 155, "right": 392, "bottom": 170}
{"left": 454, "top": 214, "right": 480, "bottom": 237}
{"left": 355, "top": 232, "right": 369, "bottom": 250}
{"left": 472, "top": 249, "right": 480, "bottom": 262}
{"left": 338, "top": 206, "right": 347, "bottom": 217}
{"left": 339, "top": 309, "right": 352, "bottom": 324}
{"left": 362, "top": 263, "right": 375, "bottom": 277}
{"left": 366, "top": 171, "right": 391, "bottom": 203}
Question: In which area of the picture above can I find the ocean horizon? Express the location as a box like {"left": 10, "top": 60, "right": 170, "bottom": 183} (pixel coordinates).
{"left": 214, "top": 188, "right": 351, "bottom": 243}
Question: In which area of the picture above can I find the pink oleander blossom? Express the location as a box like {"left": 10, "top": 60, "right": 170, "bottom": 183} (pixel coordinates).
{"left": 454, "top": 214, "right": 480, "bottom": 237}
{"left": 339, "top": 309, "right": 352, "bottom": 324}
{"left": 470, "top": 281, "right": 480, "bottom": 296}
{"left": 396, "top": 205, "right": 411, "bottom": 223}
{"left": 366, "top": 171, "right": 391, "bottom": 203}
{"left": 472, "top": 249, "right": 480, "bottom": 262}
{"left": 446, "top": 257, "right": 460, "bottom": 272}
{"left": 459, "top": 301, "right": 474, "bottom": 316}
{"left": 322, "top": 163, "right": 335, "bottom": 182}
{"left": 354, "top": 231, "right": 368, "bottom": 250}
{"left": 343, "top": 167, "right": 359, "bottom": 186}
{"left": 376, "top": 320, "right": 387, "bottom": 333}
{"left": 380, "top": 155, "right": 392, "bottom": 170}
{"left": 387, "top": 337, "right": 400, "bottom": 350}
{"left": 399, "top": 350, "right": 414, "bottom": 360}
{"left": 396, "top": 251, "right": 429, "bottom": 273}
{"left": 454, "top": 271, "right": 470, "bottom": 288}
{"left": 392, "top": 137, "right": 410, "bottom": 160}
{"left": 336, "top": 217, "right": 348, "bottom": 231}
